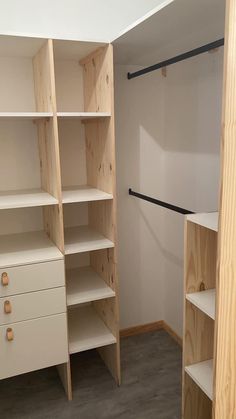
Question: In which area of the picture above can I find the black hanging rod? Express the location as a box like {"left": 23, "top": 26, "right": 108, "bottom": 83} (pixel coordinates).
{"left": 129, "top": 188, "right": 194, "bottom": 215}
{"left": 127, "top": 38, "right": 224, "bottom": 80}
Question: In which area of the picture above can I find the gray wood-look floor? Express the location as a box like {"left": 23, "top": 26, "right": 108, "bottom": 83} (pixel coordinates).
{"left": 0, "top": 330, "right": 182, "bottom": 419}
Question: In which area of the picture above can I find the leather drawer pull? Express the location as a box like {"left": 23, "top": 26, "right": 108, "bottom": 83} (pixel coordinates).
{"left": 4, "top": 300, "right": 12, "bottom": 314}
{"left": 1, "top": 272, "right": 9, "bottom": 286}
{"left": 6, "top": 328, "right": 14, "bottom": 341}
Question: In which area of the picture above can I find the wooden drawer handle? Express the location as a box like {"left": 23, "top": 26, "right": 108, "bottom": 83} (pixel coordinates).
{"left": 4, "top": 300, "right": 12, "bottom": 314}
{"left": 6, "top": 328, "right": 14, "bottom": 341}
{"left": 1, "top": 272, "right": 9, "bottom": 286}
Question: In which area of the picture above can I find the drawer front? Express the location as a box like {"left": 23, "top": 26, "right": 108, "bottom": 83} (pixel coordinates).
{"left": 0, "top": 287, "right": 66, "bottom": 325}
{"left": 0, "top": 260, "right": 65, "bottom": 297}
{"left": 0, "top": 313, "right": 68, "bottom": 380}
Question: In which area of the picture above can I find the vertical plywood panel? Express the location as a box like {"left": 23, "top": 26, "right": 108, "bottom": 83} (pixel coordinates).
{"left": 214, "top": 0, "right": 236, "bottom": 417}
{"left": 184, "top": 374, "right": 212, "bottom": 419}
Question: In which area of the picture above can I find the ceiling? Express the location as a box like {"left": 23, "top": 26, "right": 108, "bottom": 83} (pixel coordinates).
{"left": 114, "top": 0, "right": 225, "bottom": 66}
{"left": 0, "top": 0, "right": 171, "bottom": 43}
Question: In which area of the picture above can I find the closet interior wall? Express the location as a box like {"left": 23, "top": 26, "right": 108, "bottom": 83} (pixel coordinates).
{"left": 115, "top": 48, "right": 223, "bottom": 335}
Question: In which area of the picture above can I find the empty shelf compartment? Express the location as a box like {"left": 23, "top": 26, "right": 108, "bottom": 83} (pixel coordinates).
{"left": 0, "top": 189, "right": 58, "bottom": 210}
{"left": 66, "top": 266, "right": 115, "bottom": 306}
{"left": 68, "top": 305, "right": 116, "bottom": 354}
{"left": 186, "top": 289, "right": 215, "bottom": 320}
{"left": 185, "top": 359, "right": 213, "bottom": 401}
{"left": 64, "top": 225, "right": 114, "bottom": 255}
{"left": 62, "top": 186, "right": 113, "bottom": 204}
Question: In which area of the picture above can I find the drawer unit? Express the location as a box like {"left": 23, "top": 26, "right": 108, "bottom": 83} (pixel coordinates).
{"left": 0, "top": 287, "right": 66, "bottom": 325}
{"left": 0, "top": 260, "right": 65, "bottom": 297}
{"left": 0, "top": 313, "right": 68, "bottom": 380}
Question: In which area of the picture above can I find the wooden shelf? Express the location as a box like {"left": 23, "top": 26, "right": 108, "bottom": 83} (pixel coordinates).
{"left": 187, "top": 212, "right": 218, "bottom": 232}
{"left": 64, "top": 225, "right": 114, "bottom": 255}
{"left": 0, "top": 189, "right": 58, "bottom": 210}
{"left": 185, "top": 360, "right": 213, "bottom": 401}
{"left": 57, "top": 112, "right": 111, "bottom": 119}
{"left": 68, "top": 305, "right": 116, "bottom": 354}
{"left": 62, "top": 186, "right": 113, "bottom": 204}
{"left": 186, "top": 289, "right": 215, "bottom": 320}
{"left": 0, "top": 112, "right": 53, "bottom": 119}
{"left": 0, "top": 230, "right": 63, "bottom": 268}
{"left": 66, "top": 266, "right": 115, "bottom": 306}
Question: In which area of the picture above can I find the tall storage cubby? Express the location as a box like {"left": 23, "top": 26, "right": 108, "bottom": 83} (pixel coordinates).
{"left": 0, "top": 35, "right": 120, "bottom": 401}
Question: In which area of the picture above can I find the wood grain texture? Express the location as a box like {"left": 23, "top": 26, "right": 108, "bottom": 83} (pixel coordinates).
{"left": 214, "top": 0, "right": 236, "bottom": 417}
{"left": 90, "top": 248, "right": 117, "bottom": 292}
{"left": 88, "top": 200, "right": 114, "bottom": 242}
{"left": 33, "top": 40, "right": 55, "bottom": 113}
{"left": 183, "top": 373, "right": 212, "bottom": 419}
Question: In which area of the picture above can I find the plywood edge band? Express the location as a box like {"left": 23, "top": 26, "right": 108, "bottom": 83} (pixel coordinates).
{"left": 120, "top": 320, "right": 182, "bottom": 347}
{"left": 79, "top": 46, "right": 107, "bottom": 66}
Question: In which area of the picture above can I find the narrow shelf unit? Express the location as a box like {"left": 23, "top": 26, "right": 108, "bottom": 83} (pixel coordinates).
{"left": 0, "top": 35, "right": 120, "bottom": 402}
{"left": 66, "top": 266, "right": 115, "bottom": 306}
{"left": 183, "top": 212, "right": 218, "bottom": 418}
{"left": 68, "top": 305, "right": 116, "bottom": 354}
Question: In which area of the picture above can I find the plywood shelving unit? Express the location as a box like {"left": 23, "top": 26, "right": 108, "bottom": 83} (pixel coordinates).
{"left": 0, "top": 35, "right": 120, "bottom": 401}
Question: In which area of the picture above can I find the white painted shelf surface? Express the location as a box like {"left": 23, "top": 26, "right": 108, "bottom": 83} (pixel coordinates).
{"left": 186, "top": 289, "right": 215, "bottom": 320}
{"left": 187, "top": 212, "right": 218, "bottom": 232}
{"left": 57, "top": 112, "right": 111, "bottom": 119}
{"left": 185, "top": 359, "right": 213, "bottom": 401}
{"left": 62, "top": 185, "right": 113, "bottom": 204}
{"left": 68, "top": 305, "right": 116, "bottom": 354}
{"left": 64, "top": 225, "right": 114, "bottom": 255}
{"left": 0, "top": 189, "right": 58, "bottom": 210}
{"left": 0, "top": 230, "right": 63, "bottom": 268}
{"left": 0, "top": 112, "right": 53, "bottom": 119}
{"left": 66, "top": 266, "right": 115, "bottom": 306}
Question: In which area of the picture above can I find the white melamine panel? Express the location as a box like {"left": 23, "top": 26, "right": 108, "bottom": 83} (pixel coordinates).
{"left": 0, "top": 113, "right": 53, "bottom": 119}
{"left": 58, "top": 119, "right": 87, "bottom": 187}
{"left": 0, "top": 287, "right": 66, "bottom": 325}
{"left": 0, "top": 260, "right": 65, "bottom": 297}
{"left": 0, "top": 207, "right": 43, "bottom": 236}
{"left": 63, "top": 202, "right": 88, "bottom": 228}
{"left": 0, "top": 57, "right": 36, "bottom": 112}
{"left": 0, "top": 35, "right": 45, "bottom": 58}
{"left": 64, "top": 226, "right": 114, "bottom": 255}
{"left": 187, "top": 212, "right": 218, "bottom": 232}
{"left": 0, "top": 313, "right": 68, "bottom": 379}
{"left": 66, "top": 266, "right": 115, "bottom": 305}
{"left": 57, "top": 112, "right": 111, "bottom": 118}
{"left": 0, "top": 231, "right": 63, "bottom": 268}
{"left": 186, "top": 289, "right": 215, "bottom": 320}
{"left": 62, "top": 186, "right": 113, "bottom": 204}
{"left": 185, "top": 360, "right": 213, "bottom": 401}
{"left": 55, "top": 59, "right": 84, "bottom": 112}
{"left": 68, "top": 305, "right": 116, "bottom": 354}
{"left": 0, "top": 189, "right": 58, "bottom": 210}
{"left": 0, "top": 120, "right": 41, "bottom": 191}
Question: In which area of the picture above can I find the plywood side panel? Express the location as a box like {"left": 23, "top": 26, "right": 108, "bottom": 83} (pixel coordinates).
{"left": 97, "top": 343, "right": 121, "bottom": 385}
{"left": 33, "top": 40, "right": 55, "bottom": 113}
{"left": 184, "top": 373, "right": 212, "bottom": 419}
{"left": 185, "top": 222, "right": 217, "bottom": 294}
{"left": 214, "top": 0, "right": 236, "bottom": 417}
{"left": 90, "top": 248, "right": 117, "bottom": 292}
{"left": 88, "top": 200, "right": 114, "bottom": 242}
{"left": 57, "top": 362, "right": 72, "bottom": 401}
{"left": 81, "top": 45, "right": 112, "bottom": 112}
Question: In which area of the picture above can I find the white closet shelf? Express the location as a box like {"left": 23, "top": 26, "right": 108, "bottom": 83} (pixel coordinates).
{"left": 68, "top": 305, "right": 116, "bottom": 354}
{"left": 66, "top": 266, "right": 115, "bottom": 306}
{"left": 0, "top": 112, "right": 53, "bottom": 119}
{"left": 186, "top": 289, "right": 215, "bottom": 320}
{"left": 0, "top": 188, "right": 58, "bottom": 210}
{"left": 0, "top": 230, "right": 63, "bottom": 268}
{"left": 64, "top": 225, "right": 114, "bottom": 255}
{"left": 62, "top": 185, "right": 113, "bottom": 204}
{"left": 57, "top": 112, "right": 111, "bottom": 119}
{"left": 187, "top": 212, "right": 218, "bottom": 232}
{"left": 185, "top": 360, "right": 213, "bottom": 401}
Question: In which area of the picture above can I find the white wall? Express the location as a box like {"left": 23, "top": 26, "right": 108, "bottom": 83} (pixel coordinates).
{"left": 115, "top": 49, "right": 223, "bottom": 334}
{"left": 0, "top": 0, "right": 169, "bottom": 42}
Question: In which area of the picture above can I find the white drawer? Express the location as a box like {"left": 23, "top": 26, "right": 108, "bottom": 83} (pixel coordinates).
{"left": 0, "top": 287, "right": 66, "bottom": 325}
{"left": 0, "top": 313, "right": 68, "bottom": 380}
{"left": 0, "top": 260, "right": 65, "bottom": 297}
